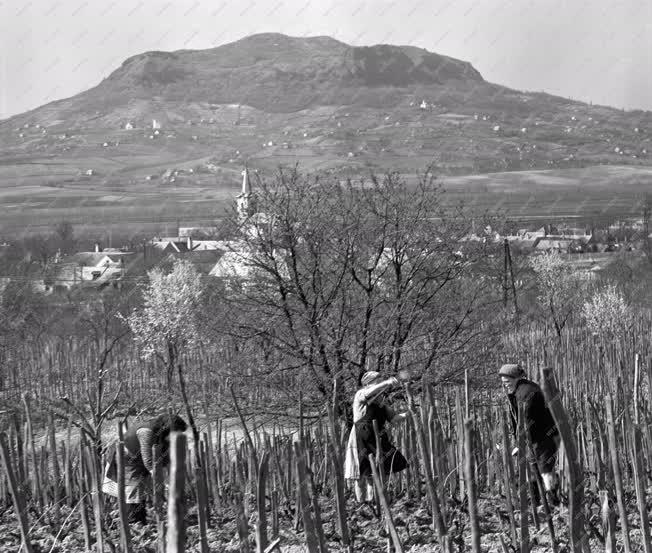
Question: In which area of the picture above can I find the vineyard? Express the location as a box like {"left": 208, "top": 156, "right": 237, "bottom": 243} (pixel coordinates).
{"left": 1, "top": 316, "right": 652, "bottom": 553}
{"left": 1, "top": 169, "right": 651, "bottom": 552}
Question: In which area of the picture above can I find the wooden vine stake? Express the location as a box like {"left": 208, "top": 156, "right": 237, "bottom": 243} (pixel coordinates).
{"left": 605, "top": 393, "right": 631, "bottom": 553}
{"left": 541, "top": 367, "right": 587, "bottom": 553}
{"left": 166, "top": 432, "right": 187, "bottom": 553}
{"left": 407, "top": 406, "right": 448, "bottom": 551}
{"left": 0, "top": 432, "right": 35, "bottom": 553}
{"left": 516, "top": 404, "right": 530, "bottom": 553}
{"left": 464, "top": 419, "right": 481, "bottom": 553}
{"left": 600, "top": 490, "right": 616, "bottom": 553}
{"left": 256, "top": 451, "right": 270, "bottom": 553}
{"left": 116, "top": 423, "right": 133, "bottom": 553}
{"left": 293, "top": 440, "right": 320, "bottom": 553}
{"left": 152, "top": 445, "right": 166, "bottom": 553}
{"left": 326, "top": 403, "right": 352, "bottom": 552}
{"left": 369, "top": 454, "right": 403, "bottom": 553}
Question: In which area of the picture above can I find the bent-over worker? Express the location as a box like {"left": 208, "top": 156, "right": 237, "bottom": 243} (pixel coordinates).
{"left": 102, "top": 413, "right": 188, "bottom": 524}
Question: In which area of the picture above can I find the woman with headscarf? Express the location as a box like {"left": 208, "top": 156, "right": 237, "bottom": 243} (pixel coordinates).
{"left": 344, "top": 371, "right": 408, "bottom": 503}
{"left": 102, "top": 413, "right": 188, "bottom": 524}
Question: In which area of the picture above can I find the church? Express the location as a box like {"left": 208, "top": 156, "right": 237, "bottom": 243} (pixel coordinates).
{"left": 209, "top": 167, "right": 286, "bottom": 283}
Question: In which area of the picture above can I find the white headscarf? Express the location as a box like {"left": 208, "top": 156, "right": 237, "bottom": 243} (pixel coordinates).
{"left": 361, "top": 371, "right": 381, "bottom": 387}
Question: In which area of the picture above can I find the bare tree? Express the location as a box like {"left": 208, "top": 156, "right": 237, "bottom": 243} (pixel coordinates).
{"left": 48, "top": 289, "right": 132, "bottom": 456}
{"left": 218, "top": 166, "right": 503, "bottom": 403}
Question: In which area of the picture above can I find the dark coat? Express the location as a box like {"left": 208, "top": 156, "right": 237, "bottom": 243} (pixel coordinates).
{"left": 507, "top": 378, "right": 560, "bottom": 473}
{"left": 355, "top": 402, "right": 408, "bottom": 476}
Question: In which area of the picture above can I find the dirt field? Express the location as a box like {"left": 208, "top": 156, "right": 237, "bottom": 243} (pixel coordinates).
{"left": 0, "top": 164, "right": 650, "bottom": 238}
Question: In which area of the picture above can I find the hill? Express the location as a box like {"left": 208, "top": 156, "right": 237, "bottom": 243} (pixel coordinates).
{"left": 0, "top": 32, "right": 651, "bottom": 238}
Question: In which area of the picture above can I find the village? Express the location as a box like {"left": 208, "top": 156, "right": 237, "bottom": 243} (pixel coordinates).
{"left": 0, "top": 164, "right": 640, "bottom": 296}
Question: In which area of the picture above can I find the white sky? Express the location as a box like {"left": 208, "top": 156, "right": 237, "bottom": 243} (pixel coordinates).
{"left": 1, "top": 0, "right": 651, "bottom": 118}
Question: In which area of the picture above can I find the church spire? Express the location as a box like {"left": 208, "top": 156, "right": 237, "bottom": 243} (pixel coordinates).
{"left": 241, "top": 164, "right": 252, "bottom": 195}
{"left": 236, "top": 164, "right": 256, "bottom": 222}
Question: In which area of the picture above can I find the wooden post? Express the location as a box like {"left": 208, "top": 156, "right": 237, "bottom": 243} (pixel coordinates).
{"left": 256, "top": 451, "right": 270, "bottom": 553}
{"left": 152, "top": 445, "right": 166, "bottom": 553}
{"left": 600, "top": 490, "right": 616, "bottom": 553}
{"left": 500, "top": 412, "right": 518, "bottom": 546}
{"left": 47, "top": 410, "right": 61, "bottom": 508}
{"left": 116, "top": 424, "right": 133, "bottom": 553}
{"left": 0, "top": 432, "right": 35, "bottom": 553}
{"left": 82, "top": 433, "right": 104, "bottom": 553}
{"left": 541, "top": 367, "right": 587, "bottom": 553}
{"left": 293, "top": 441, "right": 319, "bottom": 553}
{"left": 605, "top": 394, "right": 631, "bottom": 553}
{"left": 369, "top": 454, "right": 404, "bottom": 553}
{"left": 78, "top": 439, "right": 92, "bottom": 552}
{"left": 22, "top": 394, "right": 42, "bottom": 508}
{"left": 308, "top": 462, "right": 329, "bottom": 553}
{"left": 166, "top": 432, "right": 187, "bottom": 553}
{"left": 631, "top": 423, "right": 652, "bottom": 553}
{"left": 326, "top": 403, "right": 351, "bottom": 552}
{"left": 195, "top": 446, "right": 210, "bottom": 553}
{"left": 517, "top": 404, "right": 530, "bottom": 553}
{"left": 464, "top": 419, "right": 481, "bottom": 553}
{"left": 408, "top": 408, "right": 448, "bottom": 550}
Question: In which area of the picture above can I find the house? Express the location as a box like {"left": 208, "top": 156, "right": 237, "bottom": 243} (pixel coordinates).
{"left": 190, "top": 240, "right": 224, "bottom": 251}
{"left": 533, "top": 238, "right": 574, "bottom": 253}
{"left": 559, "top": 227, "right": 591, "bottom": 240}
{"left": 45, "top": 249, "right": 134, "bottom": 289}
{"left": 124, "top": 122, "right": 134, "bottom": 130}
{"left": 149, "top": 237, "right": 192, "bottom": 254}
{"left": 72, "top": 251, "right": 134, "bottom": 282}
{"left": 164, "top": 250, "right": 225, "bottom": 275}
{"left": 209, "top": 248, "right": 256, "bottom": 280}
{"left": 152, "top": 119, "right": 161, "bottom": 130}
{"left": 208, "top": 243, "right": 288, "bottom": 284}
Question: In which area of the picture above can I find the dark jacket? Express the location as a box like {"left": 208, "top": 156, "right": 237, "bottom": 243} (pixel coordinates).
{"left": 508, "top": 378, "right": 560, "bottom": 472}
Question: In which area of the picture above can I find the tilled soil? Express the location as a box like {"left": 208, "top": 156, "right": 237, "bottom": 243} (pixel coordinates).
{"left": 0, "top": 492, "right": 619, "bottom": 552}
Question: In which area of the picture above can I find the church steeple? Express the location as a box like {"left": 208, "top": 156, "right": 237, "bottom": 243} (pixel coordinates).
{"left": 241, "top": 165, "right": 251, "bottom": 195}
{"left": 236, "top": 165, "right": 256, "bottom": 222}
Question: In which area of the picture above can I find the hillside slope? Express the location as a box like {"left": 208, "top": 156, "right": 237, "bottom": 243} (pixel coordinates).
{"left": 1, "top": 32, "right": 651, "bottom": 184}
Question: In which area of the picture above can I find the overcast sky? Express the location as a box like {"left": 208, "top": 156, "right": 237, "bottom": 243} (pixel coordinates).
{"left": 1, "top": 0, "right": 651, "bottom": 119}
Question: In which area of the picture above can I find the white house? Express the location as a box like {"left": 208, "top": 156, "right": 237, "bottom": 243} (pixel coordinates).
{"left": 209, "top": 242, "right": 288, "bottom": 285}
{"left": 72, "top": 251, "right": 133, "bottom": 281}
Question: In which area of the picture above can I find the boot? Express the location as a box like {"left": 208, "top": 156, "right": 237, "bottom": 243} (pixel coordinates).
{"left": 127, "top": 502, "right": 147, "bottom": 524}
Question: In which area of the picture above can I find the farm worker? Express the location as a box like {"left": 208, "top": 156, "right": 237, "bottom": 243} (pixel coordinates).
{"left": 344, "top": 371, "right": 409, "bottom": 504}
{"left": 102, "top": 413, "right": 188, "bottom": 524}
{"left": 499, "top": 363, "right": 561, "bottom": 506}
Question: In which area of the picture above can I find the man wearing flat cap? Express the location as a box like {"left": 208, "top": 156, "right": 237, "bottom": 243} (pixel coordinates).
{"left": 499, "top": 363, "right": 561, "bottom": 506}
